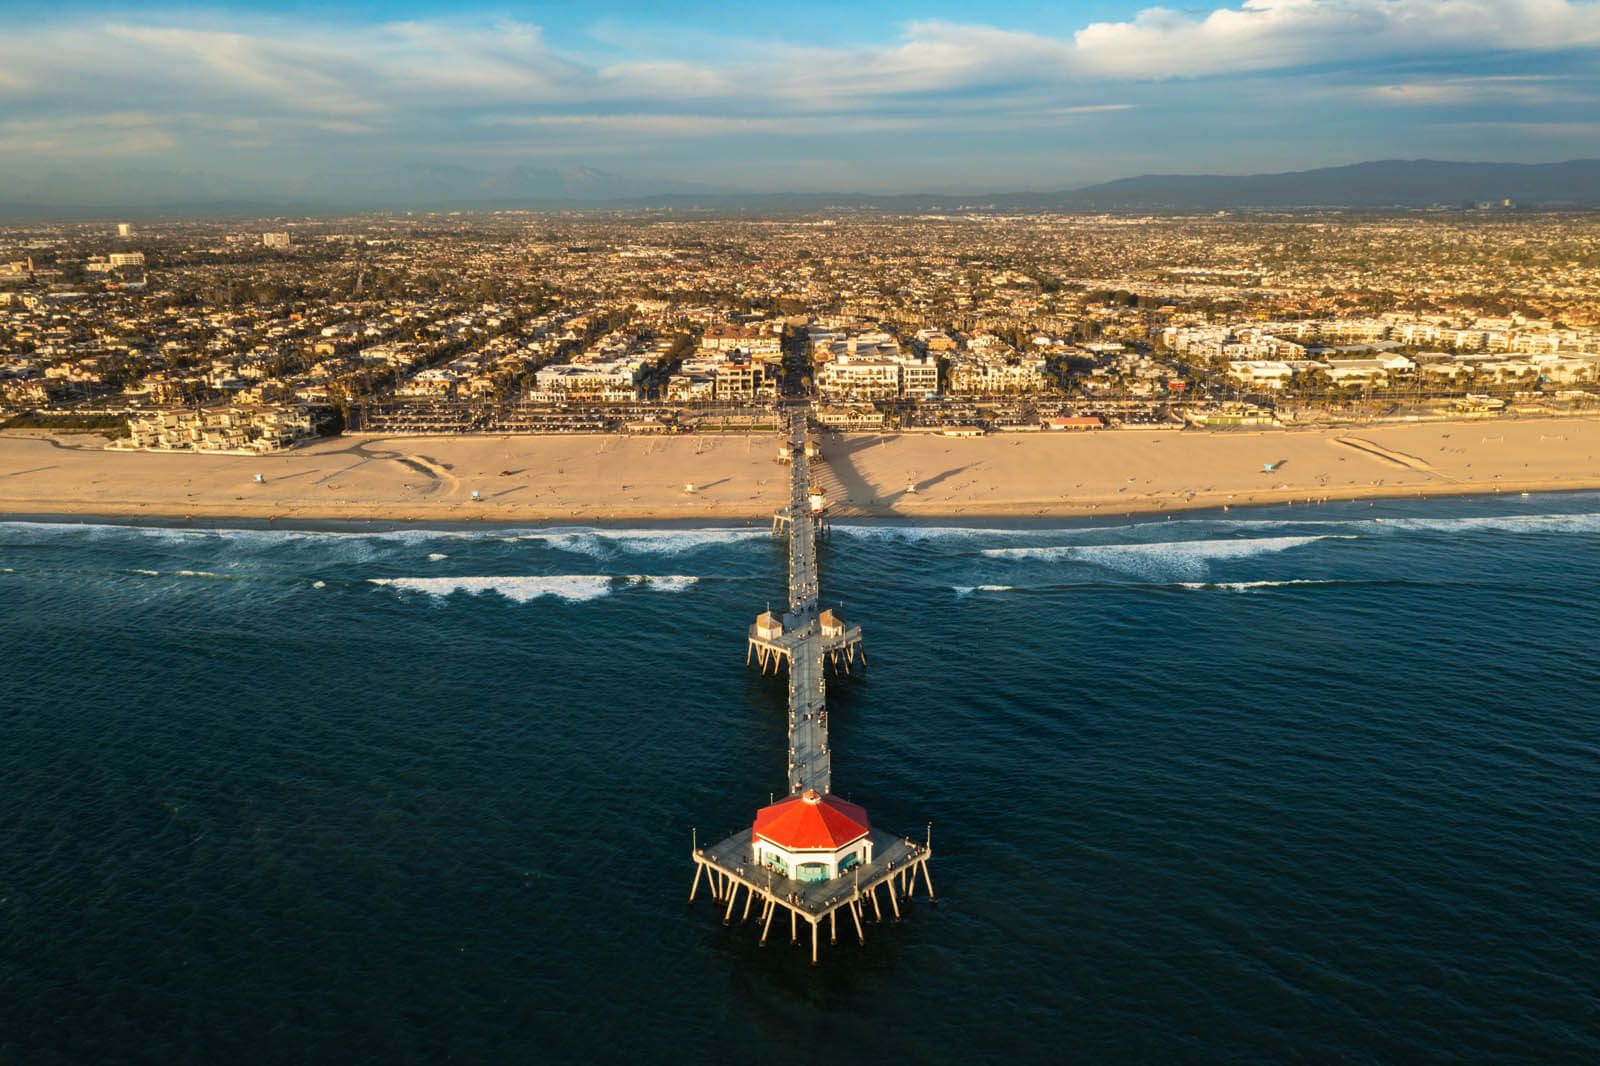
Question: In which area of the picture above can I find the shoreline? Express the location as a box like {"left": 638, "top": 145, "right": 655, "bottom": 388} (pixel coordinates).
{"left": 5, "top": 416, "right": 1600, "bottom": 526}
{"left": 5, "top": 484, "right": 1600, "bottom": 537}
{"left": 5, "top": 477, "right": 1600, "bottom": 532}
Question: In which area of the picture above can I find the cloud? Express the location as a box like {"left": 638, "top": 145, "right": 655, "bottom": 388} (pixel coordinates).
{"left": 104, "top": 23, "right": 380, "bottom": 115}
{"left": 1358, "top": 76, "right": 1573, "bottom": 106}
{"left": 479, "top": 104, "right": 1137, "bottom": 138}
{"left": 0, "top": 111, "right": 177, "bottom": 156}
{"left": 0, "top": 2, "right": 1593, "bottom": 189}
{"left": 1068, "top": 0, "right": 1600, "bottom": 79}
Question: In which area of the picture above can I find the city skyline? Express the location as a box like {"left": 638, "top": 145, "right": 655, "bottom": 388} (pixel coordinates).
{"left": 2, "top": 0, "right": 1599, "bottom": 204}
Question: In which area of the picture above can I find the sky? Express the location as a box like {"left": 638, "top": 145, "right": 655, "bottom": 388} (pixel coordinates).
{"left": 1, "top": 0, "right": 1598, "bottom": 203}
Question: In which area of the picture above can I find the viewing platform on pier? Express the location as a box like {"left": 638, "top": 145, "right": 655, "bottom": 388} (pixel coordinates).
{"left": 690, "top": 823, "right": 934, "bottom": 965}
{"left": 745, "top": 608, "right": 864, "bottom": 676}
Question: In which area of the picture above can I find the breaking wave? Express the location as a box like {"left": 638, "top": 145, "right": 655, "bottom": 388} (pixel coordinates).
{"left": 516, "top": 527, "right": 769, "bottom": 557}
{"left": 368, "top": 574, "right": 699, "bottom": 604}
{"left": 980, "top": 534, "right": 1355, "bottom": 581}
{"left": 1371, "top": 512, "right": 1600, "bottom": 536}
{"left": 1177, "top": 579, "right": 1342, "bottom": 593}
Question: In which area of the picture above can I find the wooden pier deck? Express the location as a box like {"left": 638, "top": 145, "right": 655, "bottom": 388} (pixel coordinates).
{"left": 694, "top": 404, "right": 930, "bottom": 963}
{"left": 780, "top": 408, "right": 832, "bottom": 796}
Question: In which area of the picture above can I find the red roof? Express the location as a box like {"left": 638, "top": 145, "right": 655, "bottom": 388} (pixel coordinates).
{"left": 753, "top": 790, "right": 870, "bottom": 851}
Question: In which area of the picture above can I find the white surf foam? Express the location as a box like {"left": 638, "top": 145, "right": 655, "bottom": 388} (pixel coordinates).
{"left": 427, "top": 553, "right": 448, "bottom": 561}
{"left": 982, "top": 534, "right": 1352, "bottom": 581}
{"left": 624, "top": 574, "right": 699, "bottom": 593}
{"left": 523, "top": 527, "right": 768, "bottom": 556}
{"left": 842, "top": 526, "right": 1038, "bottom": 544}
{"left": 844, "top": 508, "right": 1600, "bottom": 549}
{"left": 369, "top": 573, "right": 699, "bottom": 604}
{"left": 1374, "top": 512, "right": 1600, "bottom": 536}
{"left": 1177, "top": 579, "right": 1337, "bottom": 593}
{"left": 953, "top": 584, "right": 1016, "bottom": 597}
{"left": 370, "top": 575, "right": 616, "bottom": 603}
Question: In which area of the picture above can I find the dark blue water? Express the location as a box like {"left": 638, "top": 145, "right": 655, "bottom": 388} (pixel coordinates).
{"left": 3, "top": 496, "right": 1598, "bottom": 1064}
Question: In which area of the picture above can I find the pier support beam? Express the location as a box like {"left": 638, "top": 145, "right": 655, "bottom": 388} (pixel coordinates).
{"left": 811, "top": 918, "right": 819, "bottom": 965}
{"left": 922, "top": 861, "right": 936, "bottom": 904}
{"left": 688, "top": 862, "right": 704, "bottom": 904}
{"left": 829, "top": 909, "right": 837, "bottom": 944}
{"left": 722, "top": 883, "right": 739, "bottom": 925}
{"left": 851, "top": 900, "right": 865, "bottom": 944}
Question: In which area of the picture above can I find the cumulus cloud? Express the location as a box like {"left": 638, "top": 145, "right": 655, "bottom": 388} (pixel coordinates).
{"left": 1069, "top": 0, "right": 1600, "bottom": 78}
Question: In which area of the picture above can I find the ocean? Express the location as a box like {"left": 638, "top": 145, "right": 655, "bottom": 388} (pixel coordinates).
{"left": 2, "top": 495, "right": 1598, "bottom": 1064}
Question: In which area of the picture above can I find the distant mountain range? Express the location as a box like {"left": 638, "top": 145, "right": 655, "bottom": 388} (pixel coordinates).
{"left": 2, "top": 159, "right": 1597, "bottom": 218}
{"left": 1023, "top": 159, "right": 1600, "bottom": 210}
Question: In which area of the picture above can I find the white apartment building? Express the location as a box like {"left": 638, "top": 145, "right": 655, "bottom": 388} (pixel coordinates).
{"left": 531, "top": 359, "right": 640, "bottom": 403}
{"left": 1227, "top": 361, "right": 1297, "bottom": 389}
{"left": 817, "top": 355, "right": 901, "bottom": 399}
{"left": 900, "top": 355, "right": 939, "bottom": 399}
{"left": 946, "top": 352, "right": 1048, "bottom": 395}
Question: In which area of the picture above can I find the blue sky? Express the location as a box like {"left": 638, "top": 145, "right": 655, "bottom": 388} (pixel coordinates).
{"left": 1, "top": 1, "right": 1597, "bottom": 198}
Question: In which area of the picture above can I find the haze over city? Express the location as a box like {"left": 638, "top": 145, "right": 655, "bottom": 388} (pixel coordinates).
{"left": 3, "top": 0, "right": 1599, "bottom": 207}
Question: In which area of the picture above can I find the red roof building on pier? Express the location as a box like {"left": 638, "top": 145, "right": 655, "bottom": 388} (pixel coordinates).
{"left": 753, "top": 790, "right": 873, "bottom": 882}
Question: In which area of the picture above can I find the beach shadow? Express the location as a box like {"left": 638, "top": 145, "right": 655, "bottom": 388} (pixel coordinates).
{"left": 912, "top": 466, "right": 970, "bottom": 493}
{"left": 262, "top": 468, "right": 319, "bottom": 483}
{"left": 818, "top": 434, "right": 970, "bottom": 516}
{"left": 393, "top": 457, "right": 441, "bottom": 479}
{"left": 694, "top": 478, "right": 731, "bottom": 491}
{"left": 812, "top": 434, "right": 889, "bottom": 514}
{"left": 882, "top": 466, "right": 970, "bottom": 507}
{"left": 493, "top": 486, "right": 526, "bottom": 499}
{"left": 1, "top": 465, "right": 57, "bottom": 478}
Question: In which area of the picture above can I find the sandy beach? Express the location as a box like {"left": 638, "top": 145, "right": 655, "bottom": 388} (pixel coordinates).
{"left": 3, "top": 417, "right": 1599, "bottom": 524}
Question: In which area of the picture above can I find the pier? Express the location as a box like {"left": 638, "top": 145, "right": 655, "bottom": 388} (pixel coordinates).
{"left": 693, "top": 405, "right": 932, "bottom": 964}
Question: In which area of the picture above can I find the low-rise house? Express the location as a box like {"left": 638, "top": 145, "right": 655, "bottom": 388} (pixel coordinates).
{"left": 118, "top": 406, "right": 315, "bottom": 453}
